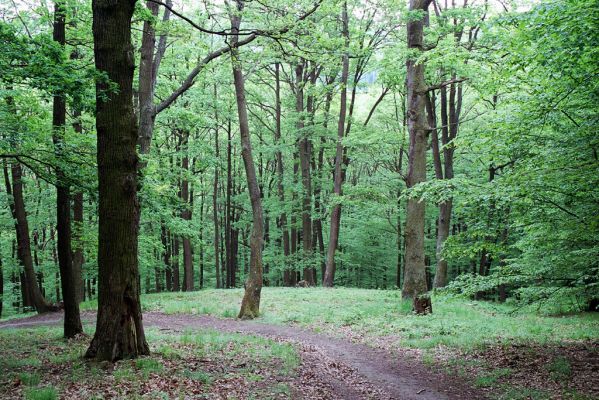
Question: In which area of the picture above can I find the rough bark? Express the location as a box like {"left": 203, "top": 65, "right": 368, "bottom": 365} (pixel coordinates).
{"left": 52, "top": 0, "right": 83, "bottom": 337}
{"left": 231, "top": 1, "right": 264, "bottom": 319}
{"left": 402, "top": 0, "right": 432, "bottom": 314}
{"left": 86, "top": 0, "right": 149, "bottom": 361}
{"left": 323, "top": 2, "right": 349, "bottom": 288}
{"left": 213, "top": 118, "right": 222, "bottom": 289}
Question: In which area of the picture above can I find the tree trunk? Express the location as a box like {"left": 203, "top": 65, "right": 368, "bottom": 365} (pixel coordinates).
{"left": 274, "top": 63, "right": 293, "bottom": 286}
{"left": 52, "top": 0, "right": 83, "bottom": 337}
{"left": 295, "top": 62, "right": 315, "bottom": 286}
{"left": 0, "top": 257, "right": 3, "bottom": 319}
{"left": 179, "top": 131, "right": 193, "bottom": 291}
{"left": 86, "top": 0, "right": 149, "bottom": 361}
{"left": 323, "top": 1, "right": 349, "bottom": 288}
{"left": 213, "top": 96, "right": 222, "bottom": 290}
{"left": 172, "top": 235, "right": 180, "bottom": 291}
{"left": 231, "top": 1, "right": 264, "bottom": 319}
{"left": 402, "top": 0, "right": 432, "bottom": 314}
{"left": 199, "top": 188, "right": 205, "bottom": 289}
{"left": 6, "top": 163, "right": 52, "bottom": 313}
{"left": 72, "top": 171, "right": 85, "bottom": 302}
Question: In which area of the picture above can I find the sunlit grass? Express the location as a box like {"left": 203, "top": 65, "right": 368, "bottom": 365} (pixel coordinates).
{"left": 81, "top": 287, "right": 599, "bottom": 351}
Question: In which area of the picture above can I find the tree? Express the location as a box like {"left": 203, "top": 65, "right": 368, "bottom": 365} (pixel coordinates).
{"left": 231, "top": 0, "right": 264, "bottom": 319}
{"left": 52, "top": 0, "right": 83, "bottom": 337}
{"left": 85, "top": 0, "right": 149, "bottom": 361}
{"left": 402, "top": 0, "right": 432, "bottom": 314}
{"left": 323, "top": 1, "right": 349, "bottom": 288}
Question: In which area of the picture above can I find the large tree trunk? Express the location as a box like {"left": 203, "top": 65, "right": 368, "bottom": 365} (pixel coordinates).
{"left": 86, "top": 0, "right": 149, "bottom": 361}
{"left": 231, "top": 1, "right": 264, "bottom": 319}
{"left": 402, "top": 0, "right": 432, "bottom": 314}
{"left": 323, "top": 2, "right": 349, "bottom": 288}
{"left": 52, "top": 0, "right": 82, "bottom": 337}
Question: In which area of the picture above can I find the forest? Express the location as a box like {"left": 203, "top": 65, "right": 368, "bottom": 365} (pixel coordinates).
{"left": 0, "top": 0, "right": 597, "bottom": 399}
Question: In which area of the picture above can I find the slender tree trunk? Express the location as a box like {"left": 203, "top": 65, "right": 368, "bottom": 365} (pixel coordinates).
{"left": 323, "top": 1, "right": 349, "bottom": 288}
{"left": 172, "top": 235, "right": 180, "bottom": 291}
{"left": 52, "top": 0, "right": 83, "bottom": 337}
{"left": 7, "top": 163, "right": 52, "bottom": 313}
{"left": 402, "top": 0, "right": 432, "bottom": 314}
{"left": 0, "top": 257, "right": 3, "bottom": 319}
{"left": 72, "top": 167, "right": 85, "bottom": 302}
{"left": 179, "top": 131, "right": 193, "bottom": 291}
{"left": 161, "top": 224, "right": 172, "bottom": 291}
{"left": 199, "top": 187, "right": 205, "bottom": 289}
{"left": 231, "top": 1, "right": 264, "bottom": 319}
{"left": 213, "top": 92, "right": 222, "bottom": 289}
{"left": 295, "top": 63, "right": 315, "bottom": 285}
{"left": 86, "top": 0, "right": 149, "bottom": 361}
{"left": 274, "top": 63, "right": 292, "bottom": 286}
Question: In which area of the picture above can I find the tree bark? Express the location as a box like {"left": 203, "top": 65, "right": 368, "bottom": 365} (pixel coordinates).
{"left": 86, "top": 0, "right": 149, "bottom": 361}
{"left": 402, "top": 0, "right": 432, "bottom": 314}
{"left": 0, "top": 257, "right": 3, "bottom": 319}
{"left": 323, "top": 1, "right": 349, "bottom": 288}
{"left": 5, "top": 162, "right": 52, "bottom": 313}
{"left": 274, "top": 64, "right": 293, "bottom": 286}
{"left": 52, "top": 0, "right": 83, "bottom": 337}
{"left": 231, "top": 1, "right": 264, "bottom": 319}
{"left": 213, "top": 117, "right": 222, "bottom": 289}
{"left": 179, "top": 130, "right": 193, "bottom": 291}
{"left": 295, "top": 62, "right": 315, "bottom": 285}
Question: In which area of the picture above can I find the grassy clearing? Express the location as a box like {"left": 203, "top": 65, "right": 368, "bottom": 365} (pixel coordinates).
{"left": 0, "top": 324, "right": 304, "bottom": 399}
{"left": 81, "top": 287, "right": 599, "bottom": 351}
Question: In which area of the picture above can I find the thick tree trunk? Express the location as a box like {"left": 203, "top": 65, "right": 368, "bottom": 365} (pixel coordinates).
{"left": 86, "top": 0, "right": 149, "bottom": 361}
{"left": 231, "top": 1, "right": 264, "bottom": 319}
{"left": 323, "top": 2, "right": 349, "bottom": 288}
{"left": 402, "top": 0, "right": 432, "bottom": 314}
{"left": 52, "top": 0, "right": 83, "bottom": 337}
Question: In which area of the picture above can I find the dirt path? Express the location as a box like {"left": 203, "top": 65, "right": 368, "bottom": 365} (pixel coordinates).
{"left": 0, "top": 312, "right": 485, "bottom": 400}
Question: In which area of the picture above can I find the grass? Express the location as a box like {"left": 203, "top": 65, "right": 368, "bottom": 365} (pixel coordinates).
{"left": 80, "top": 287, "right": 599, "bottom": 351}
{"left": 4, "top": 287, "right": 598, "bottom": 399}
{"left": 0, "top": 323, "right": 304, "bottom": 399}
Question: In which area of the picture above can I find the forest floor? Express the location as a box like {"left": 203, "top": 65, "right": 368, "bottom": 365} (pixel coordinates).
{"left": 1, "top": 288, "right": 598, "bottom": 400}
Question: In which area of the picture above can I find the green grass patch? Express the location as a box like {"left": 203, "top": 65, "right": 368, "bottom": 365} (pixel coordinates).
{"left": 89, "top": 288, "right": 599, "bottom": 351}
{"left": 25, "top": 387, "right": 57, "bottom": 400}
